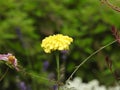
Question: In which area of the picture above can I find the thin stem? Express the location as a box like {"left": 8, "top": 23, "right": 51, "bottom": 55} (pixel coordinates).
{"left": 102, "top": 0, "right": 120, "bottom": 12}
{"left": 56, "top": 53, "right": 60, "bottom": 90}
{"left": 66, "top": 40, "right": 117, "bottom": 82}
{"left": 20, "top": 69, "right": 57, "bottom": 84}
{"left": 0, "top": 67, "right": 9, "bottom": 81}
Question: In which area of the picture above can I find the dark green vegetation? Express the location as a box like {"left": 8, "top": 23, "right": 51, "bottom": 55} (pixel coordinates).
{"left": 0, "top": 0, "right": 120, "bottom": 90}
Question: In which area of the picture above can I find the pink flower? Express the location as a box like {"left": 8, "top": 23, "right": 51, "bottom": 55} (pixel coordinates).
{"left": 0, "top": 53, "right": 18, "bottom": 71}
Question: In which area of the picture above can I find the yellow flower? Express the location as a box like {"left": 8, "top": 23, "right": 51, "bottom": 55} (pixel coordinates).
{"left": 41, "top": 34, "right": 73, "bottom": 53}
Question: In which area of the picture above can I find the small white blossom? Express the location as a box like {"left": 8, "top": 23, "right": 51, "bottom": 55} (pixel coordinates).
{"left": 60, "top": 77, "right": 120, "bottom": 90}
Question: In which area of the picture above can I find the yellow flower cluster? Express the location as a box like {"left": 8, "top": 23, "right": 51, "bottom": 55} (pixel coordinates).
{"left": 41, "top": 34, "right": 73, "bottom": 53}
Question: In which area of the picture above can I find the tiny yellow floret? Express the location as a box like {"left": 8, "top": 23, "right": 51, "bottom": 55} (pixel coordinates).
{"left": 41, "top": 34, "right": 73, "bottom": 53}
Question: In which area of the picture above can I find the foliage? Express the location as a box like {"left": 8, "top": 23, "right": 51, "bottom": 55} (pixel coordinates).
{"left": 0, "top": 0, "right": 120, "bottom": 90}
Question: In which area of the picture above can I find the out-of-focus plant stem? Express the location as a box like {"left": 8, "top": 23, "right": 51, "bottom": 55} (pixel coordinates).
{"left": 0, "top": 67, "right": 9, "bottom": 81}
{"left": 56, "top": 52, "right": 60, "bottom": 90}
{"left": 66, "top": 40, "right": 117, "bottom": 82}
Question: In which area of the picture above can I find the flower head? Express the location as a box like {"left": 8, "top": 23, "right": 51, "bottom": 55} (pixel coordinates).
{"left": 0, "top": 53, "right": 18, "bottom": 70}
{"left": 41, "top": 34, "right": 73, "bottom": 53}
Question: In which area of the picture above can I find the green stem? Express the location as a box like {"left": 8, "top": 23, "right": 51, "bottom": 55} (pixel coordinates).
{"left": 66, "top": 40, "right": 117, "bottom": 82}
{"left": 56, "top": 53, "right": 60, "bottom": 90}
{"left": 0, "top": 67, "right": 9, "bottom": 81}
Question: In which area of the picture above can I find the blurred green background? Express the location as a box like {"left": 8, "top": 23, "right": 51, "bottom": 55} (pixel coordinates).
{"left": 0, "top": 0, "right": 120, "bottom": 90}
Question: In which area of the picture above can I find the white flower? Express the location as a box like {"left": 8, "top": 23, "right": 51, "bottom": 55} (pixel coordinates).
{"left": 61, "top": 77, "right": 120, "bottom": 90}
